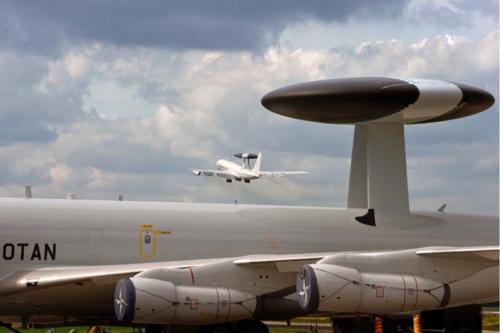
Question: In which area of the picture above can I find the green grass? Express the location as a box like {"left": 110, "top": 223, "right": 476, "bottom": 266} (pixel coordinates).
{"left": 269, "top": 329, "right": 330, "bottom": 333}
{"left": 483, "top": 313, "right": 500, "bottom": 331}
{"left": 0, "top": 327, "right": 334, "bottom": 333}
{"left": 0, "top": 313, "right": 497, "bottom": 333}
{"left": 0, "top": 328, "right": 135, "bottom": 333}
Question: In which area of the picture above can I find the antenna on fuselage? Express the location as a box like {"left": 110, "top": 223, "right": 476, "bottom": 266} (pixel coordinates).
{"left": 438, "top": 204, "right": 447, "bottom": 213}
{"left": 24, "top": 185, "right": 32, "bottom": 199}
{"left": 234, "top": 153, "right": 258, "bottom": 170}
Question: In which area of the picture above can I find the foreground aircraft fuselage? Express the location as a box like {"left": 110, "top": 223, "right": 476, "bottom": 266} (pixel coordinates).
{"left": 0, "top": 198, "right": 497, "bottom": 318}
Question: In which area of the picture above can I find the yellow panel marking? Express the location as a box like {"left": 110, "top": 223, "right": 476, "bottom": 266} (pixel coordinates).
{"left": 138, "top": 225, "right": 171, "bottom": 259}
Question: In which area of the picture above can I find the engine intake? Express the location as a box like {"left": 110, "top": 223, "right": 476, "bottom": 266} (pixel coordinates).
{"left": 115, "top": 277, "right": 256, "bottom": 325}
{"left": 297, "top": 264, "right": 449, "bottom": 314}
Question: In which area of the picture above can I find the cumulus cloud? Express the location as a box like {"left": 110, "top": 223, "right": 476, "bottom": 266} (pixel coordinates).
{"left": 49, "top": 165, "right": 72, "bottom": 184}
{"left": 0, "top": 49, "right": 91, "bottom": 145}
{"left": 404, "top": 0, "right": 467, "bottom": 26}
{"left": 0, "top": 2, "right": 497, "bottom": 213}
{"left": 404, "top": 0, "right": 498, "bottom": 27}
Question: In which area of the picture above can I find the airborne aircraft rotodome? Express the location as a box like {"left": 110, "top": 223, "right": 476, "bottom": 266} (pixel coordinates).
{"left": 0, "top": 77, "right": 497, "bottom": 333}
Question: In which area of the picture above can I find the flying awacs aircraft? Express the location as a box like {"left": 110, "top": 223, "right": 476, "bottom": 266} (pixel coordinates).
{"left": 189, "top": 152, "right": 308, "bottom": 183}
{"left": 0, "top": 77, "right": 498, "bottom": 333}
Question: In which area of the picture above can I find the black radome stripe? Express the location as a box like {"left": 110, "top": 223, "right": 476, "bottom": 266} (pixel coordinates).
{"left": 261, "top": 77, "right": 420, "bottom": 124}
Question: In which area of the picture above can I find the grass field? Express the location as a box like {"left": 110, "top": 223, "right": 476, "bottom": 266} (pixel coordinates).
{"left": 0, "top": 328, "right": 333, "bottom": 333}
{"left": 483, "top": 313, "right": 500, "bottom": 331}
{"left": 0, "top": 314, "right": 497, "bottom": 333}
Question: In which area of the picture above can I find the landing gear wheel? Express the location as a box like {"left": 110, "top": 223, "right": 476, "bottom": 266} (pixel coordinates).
{"left": 237, "top": 320, "right": 269, "bottom": 333}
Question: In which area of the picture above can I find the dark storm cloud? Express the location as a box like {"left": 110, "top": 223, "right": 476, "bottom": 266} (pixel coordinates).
{"left": 1, "top": 0, "right": 406, "bottom": 53}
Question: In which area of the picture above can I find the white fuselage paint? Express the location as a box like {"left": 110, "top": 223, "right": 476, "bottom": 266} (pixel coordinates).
{"left": 0, "top": 198, "right": 497, "bottom": 316}
{"left": 215, "top": 159, "right": 257, "bottom": 179}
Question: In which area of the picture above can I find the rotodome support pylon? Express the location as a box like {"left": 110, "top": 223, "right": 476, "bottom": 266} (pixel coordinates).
{"left": 261, "top": 77, "right": 494, "bottom": 227}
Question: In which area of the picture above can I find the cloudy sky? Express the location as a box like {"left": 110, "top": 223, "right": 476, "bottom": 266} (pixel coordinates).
{"left": 0, "top": 0, "right": 498, "bottom": 214}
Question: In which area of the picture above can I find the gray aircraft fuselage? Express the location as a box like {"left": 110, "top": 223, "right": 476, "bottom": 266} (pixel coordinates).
{"left": 0, "top": 198, "right": 497, "bottom": 279}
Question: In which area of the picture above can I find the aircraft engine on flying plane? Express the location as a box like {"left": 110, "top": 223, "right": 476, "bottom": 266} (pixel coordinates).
{"left": 191, "top": 170, "right": 201, "bottom": 176}
{"left": 296, "top": 264, "right": 449, "bottom": 315}
{"left": 114, "top": 277, "right": 256, "bottom": 325}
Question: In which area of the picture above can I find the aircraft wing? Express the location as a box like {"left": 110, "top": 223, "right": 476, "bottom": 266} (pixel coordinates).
{"left": 259, "top": 171, "right": 308, "bottom": 178}
{"left": 1, "top": 246, "right": 497, "bottom": 319}
{"left": 0, "top": 254, "right": 326, "bottom": 296}
{"left": 233, "top": 246, "right": 499, "bottom": 272}
{"left": 189, "top": 169, "right": 217, "bottom": 176}
{"left": 2, "top": 246, "right": 497, "bottom": 296}
{"left": 189, "top": 169, "right": 237, "bottom": 179}
{"left": 0, "top": 258, "right": 222, "bottom": 296}
{"left": 416, "top": 246, "right": 499, "bottom": 261}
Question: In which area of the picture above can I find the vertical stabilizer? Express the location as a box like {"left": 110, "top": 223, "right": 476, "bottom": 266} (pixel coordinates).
{"left": 347, "top": 125, "right": 368, "bottom": 208}
{"left": 252, "top": 153, "right": 262, "bottom": 175}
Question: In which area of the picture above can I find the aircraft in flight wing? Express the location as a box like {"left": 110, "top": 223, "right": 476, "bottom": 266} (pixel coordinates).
{"left": 189, "top": 152, "right": 308, "bottom": 183}
{"left": 0, "top": 77, "right": 497, "bottom": 333}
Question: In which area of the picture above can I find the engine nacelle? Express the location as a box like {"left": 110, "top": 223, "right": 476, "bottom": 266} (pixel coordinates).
{"left": 114, "top": 277, "right": 256, "bottom": 325}
{"left": 297, "top": 264, "right": 449, "bottom": 314}
{"left": 191, "top": 170, "right": 201, "bottom": 176}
